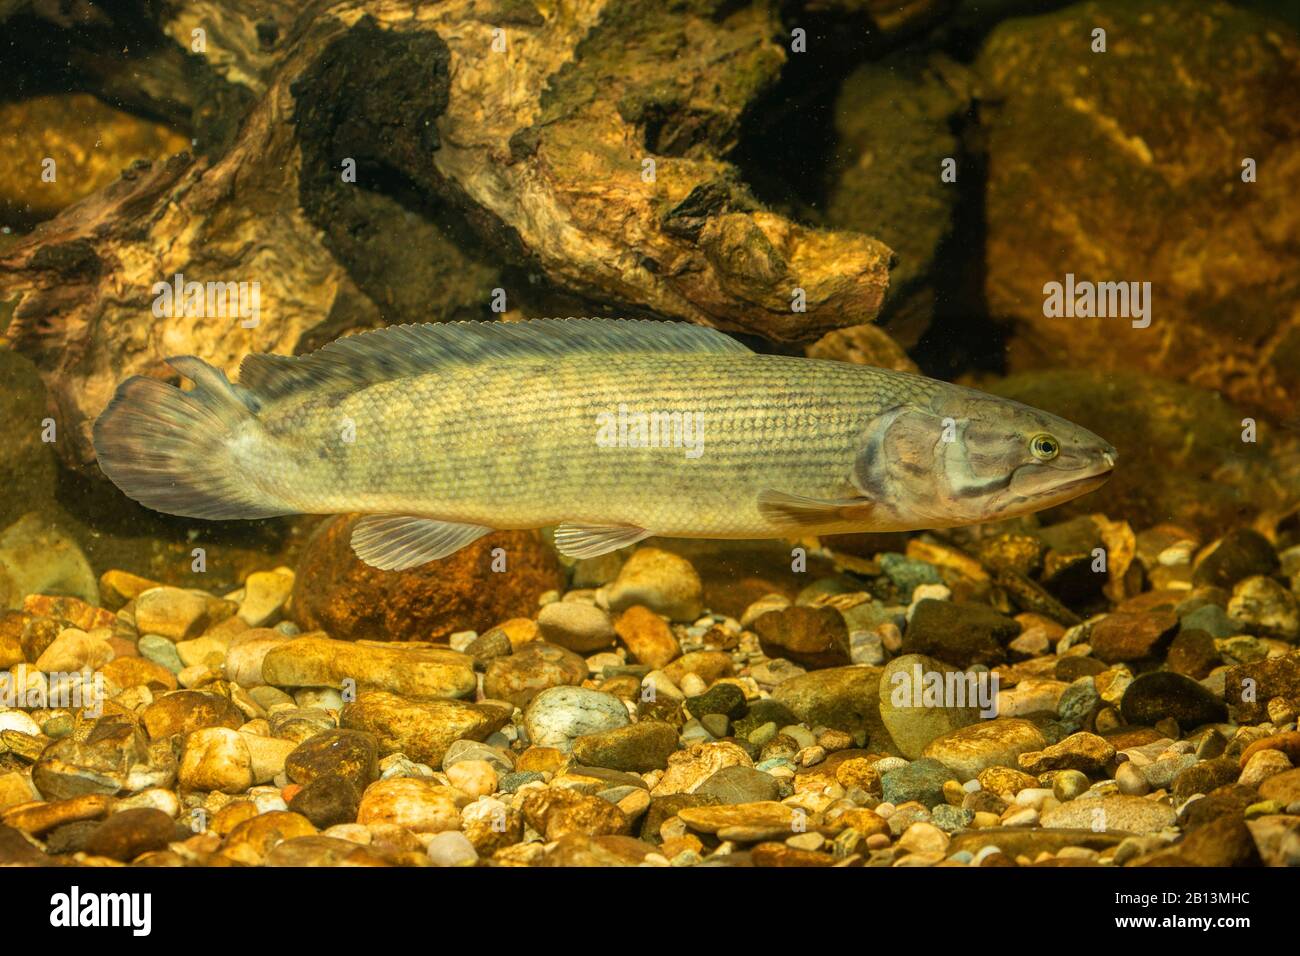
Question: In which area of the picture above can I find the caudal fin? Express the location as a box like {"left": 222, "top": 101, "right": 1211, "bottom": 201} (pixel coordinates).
{"left": 92, "top": 356, "right": 290, "bottom": 520}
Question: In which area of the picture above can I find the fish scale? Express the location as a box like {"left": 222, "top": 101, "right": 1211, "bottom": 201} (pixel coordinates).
{"left": 262, "top": 352, "right": 937, "bottom": 536}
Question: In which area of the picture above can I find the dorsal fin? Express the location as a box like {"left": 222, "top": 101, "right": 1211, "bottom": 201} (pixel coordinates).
{"left": 238, "top": 318, "right": 750, "bottom": 401}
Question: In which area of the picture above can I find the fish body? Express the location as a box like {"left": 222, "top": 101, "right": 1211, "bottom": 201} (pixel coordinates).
{"left": 93, "top": 319, "right": 1116, "bottom": 569}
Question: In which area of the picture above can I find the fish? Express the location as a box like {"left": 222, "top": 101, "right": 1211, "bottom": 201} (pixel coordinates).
{"left": 92, "top": 318, "right": 1117, "bottom": 570}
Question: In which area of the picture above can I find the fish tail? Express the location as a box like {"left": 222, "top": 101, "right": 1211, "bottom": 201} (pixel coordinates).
{"left": 92, "top": 356, "right": 290, "bottom": 520}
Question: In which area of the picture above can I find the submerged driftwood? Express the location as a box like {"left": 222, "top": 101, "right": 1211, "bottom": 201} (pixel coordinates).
{"left": 2, "top": 0, "right": 909, "bottom": 467}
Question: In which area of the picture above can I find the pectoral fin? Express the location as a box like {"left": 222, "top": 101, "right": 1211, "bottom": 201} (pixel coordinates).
{"left": 350, "top": 515, "right": 494, "bottom": 570}
{"left": 554, "top": 523, "right": 652, "bottom": 558}
{"left": 757, "top": 490, "right": 876, "bottom": 529}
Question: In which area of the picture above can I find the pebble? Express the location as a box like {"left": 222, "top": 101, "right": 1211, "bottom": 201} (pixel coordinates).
{"left": 570, "top": 720, "right": 678, "bottom": 772}
{"left": 261, "top": 636, "right": 477, "bottom": 700}
{"left": 427, "top": 830, "right": 478, "bottom": 866}
{"left": 600, "top": 548, "right": 703, "bottom": 622}
{"left": 1120, "top": 671, "right": 1228, "bottom": 730}
{"left": 1052, "top": 769, "right": 1091, "bottom": 801}
{"left": 236, "top": 568, "right": 294, "bottom": 627}
{"left": 134, "top": 587, "right": 230, "bottom": 641}
{"left": 877, "top": 654, "right": 984, "bottom": 759}
{"left": 523, "top": 686, "right": 630, "bottom": 751}
{"left": 1040, "top": 795, "right": 1176, "bottom": 834}
{"left": 1018, "top": 732, "right": 1115, "bottom": 775}
{"left": 483, "top": 641, "right": 587, "bottom": 708}
{"left": 356, "top": 778, "right": 467, "bottom": 833}
{"left": 901, "top": 600, "right": 1018, "bottom": 668}
{"left": 881, "top": 758, "right": 951, "bottom": 808}
{"left": 341, "top": 691, "right": 511, "bottom": 766}
{"left": 752, "top": 605, "right": 852, "bottom": 668}
{"left": 1115, "top": 761, "right": 1151, "bottom": 796}
{"left": 537, "top": 601, "right": 616, "bottom": 652}
{"left": 922, "top": 718, "right": 1047, "bottom": 782}
{"left": 1227, "top": 575, "right": 1299, "bottom": 639}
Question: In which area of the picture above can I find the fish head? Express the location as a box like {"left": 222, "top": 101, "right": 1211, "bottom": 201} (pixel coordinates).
{"left": 853, "top": 389, "right": 1117, "bottom": 528}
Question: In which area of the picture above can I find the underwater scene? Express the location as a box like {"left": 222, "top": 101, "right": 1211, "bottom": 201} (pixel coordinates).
{"left": 0, "top": 0, "right": 1298, "bottom": 903}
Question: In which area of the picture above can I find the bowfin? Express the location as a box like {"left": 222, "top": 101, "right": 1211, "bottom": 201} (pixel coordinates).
{"left": 350, "top": 515, "right": 494, "bottom": 570}
{"left": 757, "top": 490, "right": 876, "bottom": 529}
{"left": 239, "top": 319, "right": 750, "bottom": 402}
{"left": 554, "top": 522, "right": 652, "bottom": 559}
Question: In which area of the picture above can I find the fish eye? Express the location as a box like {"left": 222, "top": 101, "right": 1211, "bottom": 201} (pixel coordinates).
{"left": 1030, "top": 434, "right": 1060, "bottom": 461}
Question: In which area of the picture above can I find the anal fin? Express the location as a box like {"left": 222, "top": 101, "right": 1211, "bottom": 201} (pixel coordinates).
{"left": 350, "top": 515, "right": 494, "bottom": 570}
{"left": 554, "top": 522, "right": 651, "bottom": 559}
{"left": 757, "top": 490, "right": 876, "bottom": 529}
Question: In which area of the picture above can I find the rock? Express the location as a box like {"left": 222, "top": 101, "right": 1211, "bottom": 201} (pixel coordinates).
{"left": 178, "top": 728, "right": 254, "bottom": 793}
{"left": 33, "top": 719, "right": 174, "bottom": 800}
{"left": 695, "top": 764, "right": 782, "bottom": 806}
{"left": 1115, "top": 761, "right": 1151, "bottom": 797}
{"left": 1, "top": 793, "right": 114, "bottom": 836}
{"left": 881, "top": 757, "right": 951, "bottom": 807}
{"left": 524, "top": 686, "right": 631, "bottom": 752}
{"left": 1041, "top": 795, "right": 1176, "bottom": 835}
{"left": 236, "top": 569, "right": 295, "bottom": 627}
{"left": 285, "top": 730, "right": 379, "bottom": 790}
{"left": 570, "top": 721, "right": 678, "bottom": 773}
{"left": 536, "top": 601, "right": 616, "bottom": 653}
{"left": 772, "top": 665, "right": 895, "bottom": 750}
{"left": 134, "top": 587, "right": 231, "bottom": 641}
{"left": 427, "top": 830, "right": 478, "bottom": 867}
{"left": 521, "top": 786, "right": 630, "bottom": 840}
{"left": 922, "top": 718, "right": 1048, "bottom": 782}
{"left": 1018, "top": 732, "right": 1116, "bottom": 775}
{"left": 662, "top": 651, "right": 734, "bottom": 687}
{"left": 222, "top": 629, "right": 292, "bottom": 687}
{"left": 261, "top": 636, "right": 477, "bottom": 700}
{"left": 1090, "top": 610, "right": 1178, "bottom": 664}
{"left": 901, "top": 600, "right": 1017, "bottom": 668}
{"left": 292, "top": 517, "right": 563, "bottom": 642}
{"left": 652, "top": 741, "right": 753, "bottom": 796}
{"left": 356, "top": 778, "right": 468, "bottom": 833}
{"left": 1227, "top": 575, "right": 1299, "bottom": 639}
{"left": 1121, "top": 671, "right": 1228, "bottom": 731}
{"left": 1052, "top": 769, "right": 1091, "bottom": 802}
{"left": 752, "top": 605, "right": 852, "bottom": 669}
{"left": 1166, "top": 629, "right": 1220, "bottom": 679}
{"left": 32, "top": 628, "right": 113, "bottom": 673}
{"left": 1195, "top": 530, "right": 1280, "bottom": 590}
{"left": 541, "top": 832, "right": 658, "bottom": 867}
{"left": 340, "top": 692, "right": 510, "bottom": 766}
{"left": 101, "top": 657, "right": 178, "bottom": 693}
{"left": 1258, "top": 769, "right": 1300, "bottom": 806}
{"left": 599, "top": 547, "right": 703, "bottom": 622}
{"left": 288, "top": 777, "right": 363, "bottom": 829}
{"left": 83, "top": 808, "right": 179, "bottom": 862}
{"left": 483, "top": 642, "right": 587, "bottom": 708}
{"left": 432, "top": 756, "right": 491, "bottom": 795}
{"left": 684, "top": 683, "right": 747, "bottom": 721}
{"left": 0, "top": 514, "right": 99, "bottom": 610}
{"left": 1136, "top": 815, "right": 1261, "bottom": 868}
{"left": 142, "top": 691, "right": 246, "bottom": 740}
{"left": 676, "top": 801, "right": 805, "bottom": 841}
{"left": 464, "top": 628, "right": 512, "bottom": 664}
{"left": 978, "top": 0, "right": 1300, "bottom": 421}
{"left": 220, "top": 811, "right": 318, "bottom": 865}
{"left": 1223, "top": 652, "right": 1300, "bottom": 723}
{"left": 1172, "top": 756, "right": 1241, "bottom": 803}
{"left": 1238, "top": 749, "right": 1293, "bottom": 789}
{"left": 879, "top": 654, "right": 985, "bottom": 759}
{"left": 1239, "top": 731, "right": 1300, "bottom": 768}
{"left": 1246, "top": 814, "right": 1300, "bottom": 867}
{"left": 612, "top": 605, "right": 680, "bottom": 669}
{"left": 898, "top": 820, "right": 949, "bottom": 856}
{"left": 443, "top": 740, "right": 514, "bottom": 774}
